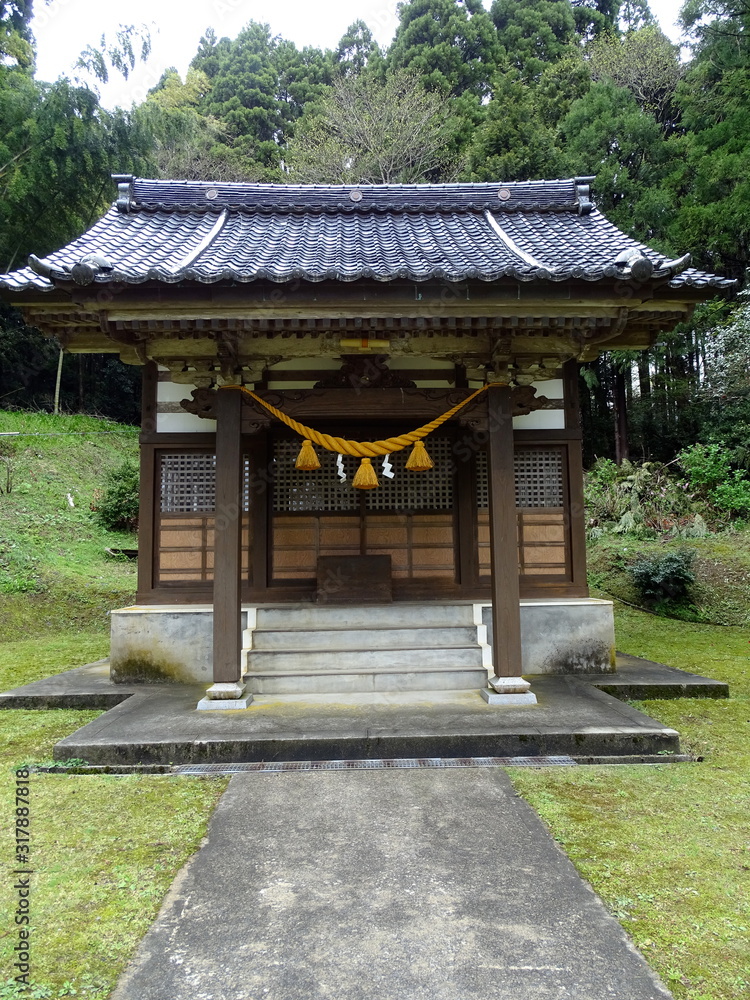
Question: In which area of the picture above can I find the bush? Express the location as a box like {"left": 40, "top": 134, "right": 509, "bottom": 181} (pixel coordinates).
{"left": 711, "top": 471, "right": 750, "bottom": 518}
{"left": 629, "top": 549, "right": 695, "bottom": 607}
{"left": 677, "top": 443, "right": 732, "bottom": 492}
{"left": 92, "top": 460, "right": 139, "bottom": 532}
{"left": 678, "top": 443, "right": 750, "bottom": 518}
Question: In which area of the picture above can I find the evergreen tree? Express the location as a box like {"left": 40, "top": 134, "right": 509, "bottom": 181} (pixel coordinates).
{"left": 664, "top": 0, "right": 750, "bottom": 277}
{"left": 388, "top": 0, "right": 502, "bottom": 98}
{"left": 569, "top": 0, "right": 621, "bottom": 39}
{"left": 492, "top": 0, "right": 579, "bottom": 80}
{"left": 336, "top": 21, "right": 381, "bottom": 77}
{"left": 559, "top": 80, "right": 674, "bottom": 239}
{"left": 619, "top": 0, "right": 656, "bottom": 32}
{"left": 136, "top": 69, "right": 254, "bottom": 181}
{"left": 465, "top": 69, "right": 565, "bottom": 180}
{"left": 191, "top": 22, "right": 333, "bottom": 180}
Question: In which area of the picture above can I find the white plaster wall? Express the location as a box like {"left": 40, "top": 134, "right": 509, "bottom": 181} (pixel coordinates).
{"left": 513, "top": 379, "right": 565, "bottom": 430}
{"left": 155, "top": 379, "right": 216, "bottom": 432}
{"left": 513, "top": 409, "right": 565, "bottom": 430}
{"left": 156, "top": 412, "right": 217, "bottom": 433}
{"left": 157, "top": 381, "right": 196, "bottom": 402}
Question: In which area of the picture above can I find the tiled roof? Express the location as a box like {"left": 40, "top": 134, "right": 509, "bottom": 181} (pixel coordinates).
{"left": 0, "top": 176, "right": 735, "bottom": 292}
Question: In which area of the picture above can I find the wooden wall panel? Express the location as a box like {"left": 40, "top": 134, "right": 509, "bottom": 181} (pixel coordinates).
{"left": 477, "top": 509, "right": 567, "bottom": 577}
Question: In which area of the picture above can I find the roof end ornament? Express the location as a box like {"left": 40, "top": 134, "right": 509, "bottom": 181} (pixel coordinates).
{"left": 28, "top": 252, "right": 113, "bottom": 285}
{"left": 67, "top": 253, "right": 114, "bottom": 285}
{"left": 575, "top": 176, "right": 595, "bottom": 215}
{"left": 658, "top": 252, "right": 691, "bottom": 278}
{"left": 28, "top": 254, "right": 70, "bottom": 282}
{"left": 28, "top": 254, "right": 56, "bottom": 279}
{"left": 614, "top": 248, "right": 654, "bottom": 281}
{"left": 112, "top": 173, "right": 135, "bottom": 213}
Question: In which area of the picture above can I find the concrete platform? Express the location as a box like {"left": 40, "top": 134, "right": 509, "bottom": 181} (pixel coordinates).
{"left": 0, "top": 653, "right": 727, "bottom": 765}
{"left": 110, "top": 768, "right": 674, "bottom": 1000}
{"left": 585, "top": 653, "right": 729, "bottom": 700}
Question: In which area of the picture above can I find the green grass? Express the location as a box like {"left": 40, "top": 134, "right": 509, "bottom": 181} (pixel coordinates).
{"left": 509, "top": 603, "right": 750, "bottom": 1000}
{"left": 0, "top": 411, "right": 225, "bottom": 1000}
{"left": 0, "top": 696, "right": 227, "bottom": 999}
{"left": 0, "top": 412, "right": 139, "bottom": 641}
{"left": 0, "top": 634, "right": 112, "bottom": 692}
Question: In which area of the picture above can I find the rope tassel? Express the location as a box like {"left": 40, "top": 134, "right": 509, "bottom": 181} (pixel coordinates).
{"left": 352, "top": 457, "right": 379, "bottom": 489}
{"left": 405, "top": 439, "right": 433, "bottom": 472}
{"left": 295, "top": 438, "right": 321, "bottom": 471}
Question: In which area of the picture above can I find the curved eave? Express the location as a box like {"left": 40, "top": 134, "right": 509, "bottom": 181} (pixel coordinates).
{"left": 0, "top": 266, "right": 736, "bottom": 295}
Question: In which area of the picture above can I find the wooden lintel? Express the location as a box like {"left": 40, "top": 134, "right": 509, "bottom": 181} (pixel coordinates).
{"left": 105, "top": 302, "right": 640, "bottom": 322}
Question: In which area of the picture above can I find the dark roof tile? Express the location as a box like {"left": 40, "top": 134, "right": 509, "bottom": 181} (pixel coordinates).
{"left": 0, "top": 177, "right": 734, "bottom": 293}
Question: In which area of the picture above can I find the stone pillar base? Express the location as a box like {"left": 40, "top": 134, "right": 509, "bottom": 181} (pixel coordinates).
{"left": 481, "top": 675, "right": 537, "bottom": 706}
{"left": 196, "top": 681, "right": 253, "bottom": 711}
{"left": 480, "top": 689, "right": 538, "bottom": 706}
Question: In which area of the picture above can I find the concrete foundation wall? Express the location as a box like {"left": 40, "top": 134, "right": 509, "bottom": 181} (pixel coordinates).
{"left": 482, "top": 599, "right": 616, "bottom": 675}
{"left": 110, "top": 599, "right": 616, "bottom": 683}
{"left": 110, "top": 607, "right": 249, "bottom": 683}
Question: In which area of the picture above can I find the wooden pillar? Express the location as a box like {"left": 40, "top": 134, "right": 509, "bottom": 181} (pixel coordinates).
{"left": 136, "top": 363, "right": 157, "bottom": 602}
{"left": 247, "top": 432, "right": 269, "bottom": 594}
{"left": 211, "top": 386, "right": 243, "bottom": 686}
{"left": 564, "top": 361, "right": 589, "bottom": 596}
{"left": 483, "top": 385, "right": 535, "bottom": 703}
{"left": 456, "top": 448, "right": 478, "bottom": 589}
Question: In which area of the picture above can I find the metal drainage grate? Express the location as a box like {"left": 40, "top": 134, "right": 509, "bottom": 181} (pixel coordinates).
{"left": 175, "top": 756, "right": 576, "bottom": 775}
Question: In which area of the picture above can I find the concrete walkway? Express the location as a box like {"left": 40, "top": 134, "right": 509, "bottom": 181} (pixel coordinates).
{"left": 112, "top": 768, "right": 673, "bottom": 1000}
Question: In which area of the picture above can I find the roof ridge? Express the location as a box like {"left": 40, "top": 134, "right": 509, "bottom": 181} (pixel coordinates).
{"left": 114, "top": 175, "right": 595, "bottom": 216}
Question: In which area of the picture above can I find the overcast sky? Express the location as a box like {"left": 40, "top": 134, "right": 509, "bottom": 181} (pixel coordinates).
{"left": 31, "top": 0, "right": 687, "bottom": 109}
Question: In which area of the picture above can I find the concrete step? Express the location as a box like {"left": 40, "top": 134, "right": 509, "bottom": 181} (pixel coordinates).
{"left": 245, "top": 666, "right": 490, "bottom": 695}
{"left": 246, "top": 646, "right": 484, "bottom": 673}
{"left": 255, "top": 603, "right": 478, "bottom": 631}
{"left": 251, "top": 626, "right": 482, "bottom": 652}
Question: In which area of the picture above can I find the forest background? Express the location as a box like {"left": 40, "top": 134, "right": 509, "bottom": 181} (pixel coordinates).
{"left": 0, "top": 0, "right": 749, "bottom": 471}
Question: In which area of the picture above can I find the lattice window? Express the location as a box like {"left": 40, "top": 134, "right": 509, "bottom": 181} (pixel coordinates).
{"left": 476, "top": 447, "right": 564, "bottom": 508}
{"left": 515, "top": 449, "right": 564, "bottom": 507}
{"left": 366, "top": 437, "right": 453, "bottom": 511}
{"left": 160, "top": 453, "right": 216, "bottom": 513}
{"left": 272, "top": 441, "right": 359, "bottom": 513}
{"left": 272, "top": 437, "right": 455, "bottom": 513}
{"left": 160, "top": 453, "right": 252, "bottom": 513}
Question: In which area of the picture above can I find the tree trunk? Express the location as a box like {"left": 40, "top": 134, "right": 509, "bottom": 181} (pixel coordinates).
{"left": 613, "top": 367, "right": 630, "bottom": 465}
{"left": 53, "top": 347, "right": 64, "bottom": 416}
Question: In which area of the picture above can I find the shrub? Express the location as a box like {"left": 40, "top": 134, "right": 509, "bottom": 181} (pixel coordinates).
{"left": 711, "top": 471, "right": 750, "bottom": 518}
{"left": 678, "top": 443, "right": 732, "bottom": 492}
{"left": 92, "top": 460, "right": 139, "bottom": 532}
{"left": 678, "top": 443, "right": 750, "bottom": 518}
{"left": 629, "top": 549, "right": 695, "bottom": 607}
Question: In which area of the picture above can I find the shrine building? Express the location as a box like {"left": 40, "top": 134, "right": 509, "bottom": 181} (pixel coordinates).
{"left": 0, "top": 176, "right": 731, "bottom": 709}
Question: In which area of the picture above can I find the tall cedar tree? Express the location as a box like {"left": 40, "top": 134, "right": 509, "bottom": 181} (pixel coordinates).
{"left": 190, "top": 23, "right": 334, "bottom": 180}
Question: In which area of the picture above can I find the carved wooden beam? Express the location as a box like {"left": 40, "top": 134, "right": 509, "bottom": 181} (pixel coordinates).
{"left": 179, "top": 384, "right": 549, "bottom": 429}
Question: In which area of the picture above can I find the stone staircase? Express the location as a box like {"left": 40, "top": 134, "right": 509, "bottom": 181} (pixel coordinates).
{"left": 242, "top": 603, "right": 491, "bottom": 695}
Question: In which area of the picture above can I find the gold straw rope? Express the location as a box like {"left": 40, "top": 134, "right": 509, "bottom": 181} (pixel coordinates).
{"left": 223, "top": 383, "right": 494, "bottom": 457}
